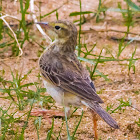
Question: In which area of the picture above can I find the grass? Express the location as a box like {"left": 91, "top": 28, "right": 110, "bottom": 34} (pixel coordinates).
{"left": 34, "top": 116, "right": 42, "bottom": 140}
{"left": 46, "top": 118, "right": 54, "bottom": 140}
{"left": 0, "top": 69, "right": 53, "bottom": 139}
{"left": 78, "top": 0, "right": 82, "bottom": 57}
{"left": 0, "top": 0, "right": 140, "bottom": 139}
{"left": 0, "top": 69, "right": 37, "bottom": 110}
{"left": 107, "top": 98, "right": 132, "bottom": 113}
{"left": 71, "top": 109, "right": 84, "bottom": 140}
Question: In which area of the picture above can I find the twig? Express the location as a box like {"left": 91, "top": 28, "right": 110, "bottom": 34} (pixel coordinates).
{"left": 131, "top": 105, "right": 140, "bottom": 112}
{"left": 0, "top": 13, "right": 20, "bottom": 21}
{"left": 111, "top": 36, "right": 140, "bottom": 42}
{"left": 30, "top": 0, "right": 51, "bottom": 42}
{"left": 81, "top": 28, "right": 140, "bottom": 36}
{"left": 2, "top": 21, "right": 33, "bottom": 29}
{"left": 104, "top": 89, "right": 135, "bottom": 92}
{"left": 81, "top": 28, "right": 140, "bottom": 42}
{"left": 40, "top": 1, "right": 68, "bottom": 19}
{"left": 0, "top": 14, "right": 23, "bottom": 56}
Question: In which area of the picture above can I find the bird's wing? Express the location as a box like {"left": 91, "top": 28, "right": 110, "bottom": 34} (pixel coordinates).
{"left": 40, "top": 53, "right": 103, "bottom": 103}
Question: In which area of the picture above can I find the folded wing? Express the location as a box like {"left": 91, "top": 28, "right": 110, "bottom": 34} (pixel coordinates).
{"left": 40, "top": 53, "right": 103, "bottom": 103}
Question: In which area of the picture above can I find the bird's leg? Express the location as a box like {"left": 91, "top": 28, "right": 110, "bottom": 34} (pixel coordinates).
{"left": 31, "top": 109, "right": 64, "bottom": 119}
{"left": 93, "top": 113, "right": 98, "bottom": 140}
{"left": 65, "top": 106, "right": 71, "bottom": 118}
{"left": 90, "top": 109, "right": 98, "bottom": 140}
{"left": 64, "top": 106, "right": 71, "bottom": 140}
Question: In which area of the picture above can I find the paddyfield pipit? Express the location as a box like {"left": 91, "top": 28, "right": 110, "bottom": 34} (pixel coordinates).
{"left": 34, "top": 20, "right": 119, "bottom": 139}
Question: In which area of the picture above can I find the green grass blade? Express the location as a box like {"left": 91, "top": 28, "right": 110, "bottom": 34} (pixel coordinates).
{"left": 56, "top": 10, "right": 59, "bottom": 20}
{"left": 107, "top": 8, "right": 128, "bottom": 13}
{"left": 125, "top": 0, "right": 140, "bottom": 11}
{"left": 46, "top": 118, "right": 54, "bottom": 140}
{"left": 19, "top": 85, "right": 39, "bottom": 139}
{"left": 78, "top": 57, "right": 109, "bottom": 80}
{"left": 78, "top": 0, "right": 82, "bottom": 56}
{"left": 95, "top": 69, "right": 109, "bottom": 81}
{"left": 64, "top": 106, "right": 71, "bottom": 140}
{"left": 0, "top": 17, "right": 3, "bottom": 40}
{"left": 78, "top": 57, "right": 95, "bottom": 65}
{"left": 96, "top": 0, "right": 102, "bottom": 22}
{"left": 90, "top": 49, "right": 102, "bottom": 79}
{"left": 41, "top": 3, "right": 65, "bottom": 19}
{"left": 56, "top": 121, "right": 64, "bottom": 140}
{"left": 128, "top": 46, "right": 137, "bottom": 73}
{"left": 72, "top": 110, "right": 83, "bottom": 139}
{"left": 69, "top": 11, "right": 94, "bottom": 16}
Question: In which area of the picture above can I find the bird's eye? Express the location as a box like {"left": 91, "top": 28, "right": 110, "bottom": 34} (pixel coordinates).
{"left": 55, "top": 26, "right": 61, "bottom": 30}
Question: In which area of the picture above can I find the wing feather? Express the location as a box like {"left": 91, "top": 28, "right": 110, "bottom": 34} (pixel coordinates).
{"left": 39, "top": 53, "right": 103, "bottom": 103}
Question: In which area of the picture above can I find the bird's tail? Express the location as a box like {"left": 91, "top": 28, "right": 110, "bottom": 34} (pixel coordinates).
{"left": 88, "top": 101, "right": 119, "bottom": 129}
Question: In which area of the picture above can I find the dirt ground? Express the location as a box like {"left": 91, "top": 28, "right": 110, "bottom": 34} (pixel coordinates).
{"left": 0, "top": 0, "right": 140, "bottom": 139}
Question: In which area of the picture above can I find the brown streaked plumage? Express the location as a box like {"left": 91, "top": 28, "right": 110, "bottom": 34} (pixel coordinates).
{"left": 37, "top": 20, "right": 119, "bottom": 139}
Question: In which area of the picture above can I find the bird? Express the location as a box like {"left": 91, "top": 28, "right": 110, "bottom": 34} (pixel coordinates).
{"left": 33, "top": 20, "right": 119, "bottom": 139}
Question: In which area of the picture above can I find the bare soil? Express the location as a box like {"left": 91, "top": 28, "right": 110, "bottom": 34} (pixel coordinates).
{"left": 0, "top": 0, "right": 140, "bottom": 139}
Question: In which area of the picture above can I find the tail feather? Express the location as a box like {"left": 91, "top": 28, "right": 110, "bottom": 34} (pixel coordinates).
{"left": 88, "top": 101, "right": 119, "bottom": 129}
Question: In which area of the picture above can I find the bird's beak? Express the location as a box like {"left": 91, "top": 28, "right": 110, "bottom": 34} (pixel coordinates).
{"left": 36, "top": 22, "right": 49, "bottom": 28}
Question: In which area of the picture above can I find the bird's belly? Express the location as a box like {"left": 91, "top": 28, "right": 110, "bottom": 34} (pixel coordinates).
{"left": 43, "top": 80, "right": 63, "bottom": 104}
{"left": 43, "top": 80, "right": 81, "bottom": 106}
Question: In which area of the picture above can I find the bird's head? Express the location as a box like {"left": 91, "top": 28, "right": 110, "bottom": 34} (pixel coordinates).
{"left": 37, "top": 20, "right": 77, "bottom": 52}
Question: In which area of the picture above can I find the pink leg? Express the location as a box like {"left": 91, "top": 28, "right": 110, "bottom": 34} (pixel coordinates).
{"left": 90, "top": 109, "right": 98, "bottom": 140}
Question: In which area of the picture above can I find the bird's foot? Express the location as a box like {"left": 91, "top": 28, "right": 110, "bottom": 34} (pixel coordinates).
{"left": 90, "top": 109, "right": 98, "bottom": 140}
{"left": 31, "top": 109, "right": 65, "bottom": 119}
